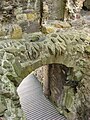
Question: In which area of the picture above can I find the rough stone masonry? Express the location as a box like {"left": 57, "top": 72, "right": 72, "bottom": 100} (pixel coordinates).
{"left": 0, "top": 0, "right": 90, "bottom": 120}
{"left": 0, "top": 27, "right": 90, "bottom": 119}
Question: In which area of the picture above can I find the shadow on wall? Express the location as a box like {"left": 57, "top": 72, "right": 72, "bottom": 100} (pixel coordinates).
{"left": 83, "top": 0, "right": 90, "bottom": 10}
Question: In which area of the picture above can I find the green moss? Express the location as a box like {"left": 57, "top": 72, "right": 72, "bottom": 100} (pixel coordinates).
{"left": 63, "top": 87, "right": 74, "bottom": 111}
{"left": 85, "top": 46, "right": 90, "bottom": 53}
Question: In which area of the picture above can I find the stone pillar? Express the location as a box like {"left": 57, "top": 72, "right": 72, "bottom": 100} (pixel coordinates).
{"left": 65, "top": 0, "right": 85, "bottom": 20}
{"left": 34, "top": 65, "right": 50, "bottom": 97}
{"left": 42, "top": 65, "right": 50, "bottom": 97}
{"left": 43, "top": 0, "right": 66, "bottom": 20}
{"left": 49, "top": 64, "right": 66, "bottom": 105}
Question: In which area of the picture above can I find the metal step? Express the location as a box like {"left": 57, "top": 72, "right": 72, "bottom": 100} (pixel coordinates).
{"left": 17, "top": 74, "right": 67, "bottom": 120}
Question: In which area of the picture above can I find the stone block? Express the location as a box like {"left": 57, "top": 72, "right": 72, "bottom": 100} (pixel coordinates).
{"left": 26, "top": 13, "right": 37, "bottom": 21}
{"left": 85, "top": 46, "right": 90, "bottom": 53}
{"left": 42, "top": 25, "right": 55, "bottom": 34}
{"left": 54, "top": 21, "right": 71, "bottom": 28}
{"left": 14, "top": 7, "right": 23, "bottom": 15}
{"left": 10, "top": 24, "right": 22, "bottom": 39}
{"left": 0, "top": 24, "right": 6, "bottom": 36}
{"left": 0, "top": 30, "right": 6, "bottom": 36}
{"left": 16, "top": 14, "right": 27, "bottom": 22}
{"left": 20, "top": 21, "right": 40, "bottom": 33}
{"left": 0, "top": 96, "right": 7, "bottom": 116}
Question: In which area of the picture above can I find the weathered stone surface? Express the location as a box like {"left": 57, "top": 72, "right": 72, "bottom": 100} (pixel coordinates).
{"left": 42, "top": 25, "right": 55, "bottom": 34}
{"left": 44, "top": 0, "right": 66, "bottom": 20}
{"left": 0, "top": 100, "right": 7, "bottom": 116}
{"left": 49, "top": 64, "right": 66, "bottom": 105}
{"left": 16, "top": 14, "right": 27, "bottom": 22}
{"left": 0, "top": 0, "right": 40, "bottom": 36}
{"left": 32, "top": 27, "right": 90, "bottom": 120}
{"left": 0, "top": 10, "right": 90, "bottom": 119}
{"left": 85, "top": 45, "right": 90, "bottom": 53}
{"left": 42, "top": 21, "right": 71, "bottom": 34}
{"left": 54, "top": 21, "right": 71, "bottom": 28}
{"left": 35, "top": 65, "right": 50, "bottom": 97}
{"left": 20, "top": 21, "right": 40, "bottom": 33}
{"left": 10, "top": 24, "right": 23, "bottom": 39}
{"left": 0, "top": 0, "right": 90, "bottom": 119}
{"left": 65, "top": 0, "right": 85, "bottom": 20}
{"left": 84, "top": 0, "right": 90, "bottom": 9}
{"left": 0, "top": 27, "right": 90, "bottom": 120}
{"left": 26, "top": 12, "right": 37, "bottom": 21}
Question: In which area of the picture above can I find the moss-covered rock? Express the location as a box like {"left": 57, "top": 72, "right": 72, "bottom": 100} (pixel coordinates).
{"left": 26, "top": 13, "right": 37, "bottom": 21}
{"left": 0, "top": 95, "right": 7, "bottom": 116}
{"left": 10, "top": 24, "right": 22, "bottom": 39}
{"left": 54, "top": 21, "right": 71, "bottom": 28}
{"left": 42, "top": 25, "right": 55, "bottom": 34}
{"left": 85, "top": 45, "right": 90, "bottom": 53}
{"left": 63, "top": 87, "right": 75, "bottom": 112}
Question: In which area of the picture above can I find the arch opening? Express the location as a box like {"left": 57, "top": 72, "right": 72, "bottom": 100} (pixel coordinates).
{"left": 17, "top": 63, "right": 80, "bottom": 120}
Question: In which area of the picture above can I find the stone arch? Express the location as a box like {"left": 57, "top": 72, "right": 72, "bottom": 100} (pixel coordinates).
{"left": 0, "top": 30, "right": 90, "bottom": 119}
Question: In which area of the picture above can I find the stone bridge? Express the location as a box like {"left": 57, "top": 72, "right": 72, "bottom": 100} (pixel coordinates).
{"left": 0, "top": 28, "right": 90, "bottom": 120}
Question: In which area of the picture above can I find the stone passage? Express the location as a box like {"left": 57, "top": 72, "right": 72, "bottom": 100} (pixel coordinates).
{"left": 17, "top": 74, "right": 67, "bottom": 120}
{"left": 0, "top": 28, "right": 90, "bottom": 119}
